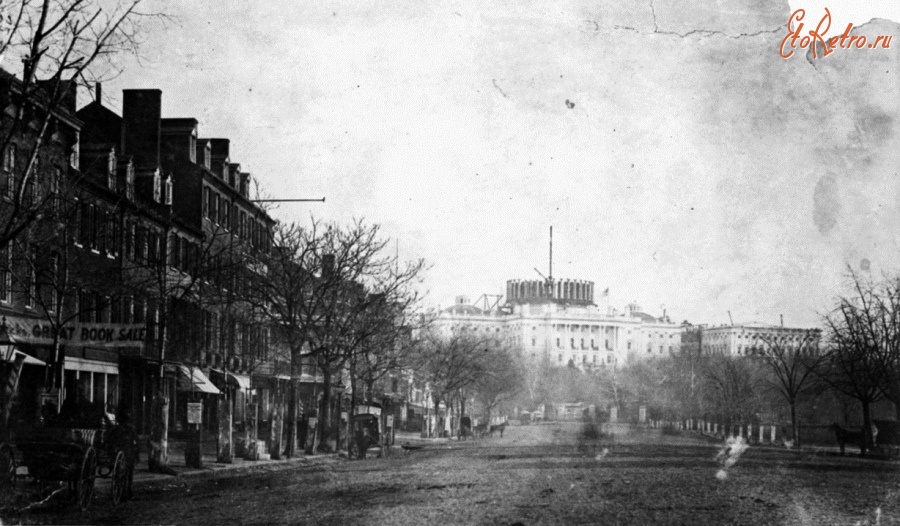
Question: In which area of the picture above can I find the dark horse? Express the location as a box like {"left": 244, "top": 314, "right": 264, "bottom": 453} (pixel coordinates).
{"left": 830, "top": 423, "right": 869, "bottom": 456}
{"left": 489, "top": 421, "right": 508, "bottom": 438}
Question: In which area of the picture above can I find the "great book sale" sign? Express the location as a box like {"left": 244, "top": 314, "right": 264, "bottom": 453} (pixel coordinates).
{"left": 4, "top": 315, "right": 146, "bottom": 348}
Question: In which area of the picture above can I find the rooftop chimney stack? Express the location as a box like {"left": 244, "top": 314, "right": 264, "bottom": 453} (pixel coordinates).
{"left": 121, "top": 89, "right": 162, "bottom": 171}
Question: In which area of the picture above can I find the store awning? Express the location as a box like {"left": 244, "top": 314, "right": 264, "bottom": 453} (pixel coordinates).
{"left": 1, "top": 349, "right": 45, "bottom": 366}
{"left": 177, "top": 365, "right": 221, "bottom": 395}
{"left": 229, "top": 372, "right": 251, "bottom": 390}
{"left": 210, "top": 369, "right": 251, "bottom": 390}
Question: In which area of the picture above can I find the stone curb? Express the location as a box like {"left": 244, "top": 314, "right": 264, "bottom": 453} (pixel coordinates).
{"left": 131, "top": 454, "right": 341, "bottom": 487}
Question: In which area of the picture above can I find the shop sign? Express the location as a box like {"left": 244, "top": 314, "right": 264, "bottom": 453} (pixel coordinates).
{"left": 4, "top": 315, "right": 146, "bottom": 348}
{"left": 187, "top": 402, "right": 203, "bottom": 425}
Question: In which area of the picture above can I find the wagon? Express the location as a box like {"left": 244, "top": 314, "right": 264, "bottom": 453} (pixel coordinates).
{"left": 348, "top": 413, "right": 380, "bottom": 460}
{"left": 0, "top": 422, "right": 137, "bottom": 510}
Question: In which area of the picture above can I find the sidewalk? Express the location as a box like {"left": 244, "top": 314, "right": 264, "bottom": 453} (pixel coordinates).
{"left": 131, "top": 439, "right": 341, "bottom": 486}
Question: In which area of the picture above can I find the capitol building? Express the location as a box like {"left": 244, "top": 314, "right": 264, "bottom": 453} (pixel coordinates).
{"left": 436, "top": 277, "right": 684, "bottom": 369}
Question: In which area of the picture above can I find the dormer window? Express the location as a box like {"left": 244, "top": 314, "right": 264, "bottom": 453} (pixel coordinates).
{"left": 164, "top": 176, "right": 173, "bottom": 205}
{"left": 204, "top": 142, "right": 211, "bottom": 170}
{"left": 125, "top": 163, "right": 134, "bottom": 201}
{"left": 153, "top": 169, "right": 161, "bottom": 202}
{"left": 190, "top": 130, "right": 197, "bottom": 164}
{"left": 69, "top": 137, "right": 79, "bottom": 169}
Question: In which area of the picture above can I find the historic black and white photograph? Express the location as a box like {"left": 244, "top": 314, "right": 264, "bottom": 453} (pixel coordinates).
{"left": 0, "top": 0, "right": 899, "bottom": 524}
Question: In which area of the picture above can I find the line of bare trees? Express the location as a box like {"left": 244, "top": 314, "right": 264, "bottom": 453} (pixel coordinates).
{"left": 603, "top": 269, "right": 900, "bottom": 452}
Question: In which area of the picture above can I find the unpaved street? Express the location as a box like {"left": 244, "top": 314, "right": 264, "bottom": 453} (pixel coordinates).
{"left": 10, "top": 423, "right": 900, "bottom": 525}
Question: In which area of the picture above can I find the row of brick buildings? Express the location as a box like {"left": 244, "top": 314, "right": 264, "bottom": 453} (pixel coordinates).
{"left": 0, "top": 73, "right": 299, "bottom": 439}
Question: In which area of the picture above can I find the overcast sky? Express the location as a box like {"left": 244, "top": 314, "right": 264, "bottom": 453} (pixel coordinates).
{"left": 81, "top": 0, "right": 900, "bottom": 328}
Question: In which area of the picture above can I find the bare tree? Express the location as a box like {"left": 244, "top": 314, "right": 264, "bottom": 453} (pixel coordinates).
{"left": 414, "top": 330, "right": 494, "bottom": 437}
{"left": 473, "top": 344, "right": 523, "bottom": 425}
{"left": 756, "top": 334, "right": 825, "bottom": 448}
{"left": 701, "top": 354, "right": 764, "bottom": 429}
{"left": 0, "top": 0, "right": 155, "bottom": 252}
{"left": 252, "top": 218, "right": 426, "bottom": 452}
{"left": 820, "top": 271, "right": 891, "bottom": 453}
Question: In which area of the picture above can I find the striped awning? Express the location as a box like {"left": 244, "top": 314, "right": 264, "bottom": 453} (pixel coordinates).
{"left": 177, "top": 365, "right": 221, "bottom": 395}
{"left": 1, "top": 349, "right": 45, "bottom": 366}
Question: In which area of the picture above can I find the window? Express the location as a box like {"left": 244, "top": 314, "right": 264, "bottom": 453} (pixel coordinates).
{"left": 164, "top": 177, "right": 173, "bottom": 205}
{"left": 97, "top": 210, "right": 107, "bottom": 254}
{"left": 134, "top": 296, "right": 145, "bottom": 324}
{"left": 203, "top": 187, "right": 209, "bottom": 218}
{"left": 0, "top": 246, "right": 10, "bottom": 303}
{"left": 135, "top": 226, "right": 146, "bottom": 263}
{"left": 558, "top": 353, "right": 563, "bottom": 363}
{"left": 47, "top": 253, "right": 59, "bottom": 313}
{"left": 50, "top": 167, "right": 60, "bottom": 214}
{"left": 222, "top": 199, "right": 230, "bottom": 229}
{"left": 124, "top": 221, "right": 134, "bottom": 260}
{"left": 2, "top": 143, "right": 16, "bottom": 199}
{"left": 110, "top": 296, "right": 121, "bottom": 324}
{"left": 532, "top": 338, "right": 536, "bottom": 347}
{"left": 78, "top": 290, "right": 93, "bottom": 322}
{"left": 24, "top": 247, "right": 35, "bottom": 309}
{"left": 570, "top": 338, "right": 575, "bottom": 349}
{"left": 556, "top": 338, "right": 560, "bottom": 348}
{"left": 211, "top": 193, "right": 219, "bottom": 223}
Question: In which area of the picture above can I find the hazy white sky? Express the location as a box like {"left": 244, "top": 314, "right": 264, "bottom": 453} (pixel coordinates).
{"left": 78, "top": 0, "right": 900, "bottom": 328}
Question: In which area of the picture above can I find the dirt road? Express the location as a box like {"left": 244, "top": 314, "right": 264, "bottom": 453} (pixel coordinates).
{"left": 7, "top": 423, "right": 900, "bottom": 525}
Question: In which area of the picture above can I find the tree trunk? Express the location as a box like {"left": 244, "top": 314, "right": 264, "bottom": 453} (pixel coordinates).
{"left": 432, "top": 396, "right": 441, "bottom": 438}
{"left": 790, "top": 400, "right": 800, "bottom": 449}
{"left": 270, "top": 392, "right": 284, "bottom": 460}
{"left": 286, "top": 381, "right": 297, "bottom": 458}
{"left": 317, "top": 369, "right": 332, "bottom": 453}
{"left": 148, "top": 392, "right": 173, "bottom": 474}
{"left": 861, "top": 400, "right": 873, "bottom": 457}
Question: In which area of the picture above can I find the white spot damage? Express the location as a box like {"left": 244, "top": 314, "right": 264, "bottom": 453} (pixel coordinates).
{"left": 715, "top": 436, "right": 749, "bottom": 480}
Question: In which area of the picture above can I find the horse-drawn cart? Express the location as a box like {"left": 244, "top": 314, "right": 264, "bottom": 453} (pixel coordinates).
{"left": 0, "top": 423, "right": 137, "bottom": 511}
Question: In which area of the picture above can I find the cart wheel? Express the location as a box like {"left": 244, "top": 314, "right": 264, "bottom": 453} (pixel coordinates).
{"left": 0, "top": 443, "right": 15, "bottom": 497}
{"left": 77, "top": 447, "right": 97, "bottom": 511}
{"left": 111, "top": 451, "right": 127, "bottom": 505}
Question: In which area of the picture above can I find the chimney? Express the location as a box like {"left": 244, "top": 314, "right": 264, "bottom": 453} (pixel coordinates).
{"left": 780, "top": 314, "right": 784, "bottom": 327}
{"left": 208, "top": 138, "right": 230, "bottom": 177}
{"left": 95, "top": 83, "right": 102, "bottom": 104}
{"left": 196, "top": 139, "right": 211, "bottom": 170}
{"left": 239, "top": 172, "right": 251, "bottom": 197}
{"left": 121, "top": 89, "right": 162, "bottom": 171}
